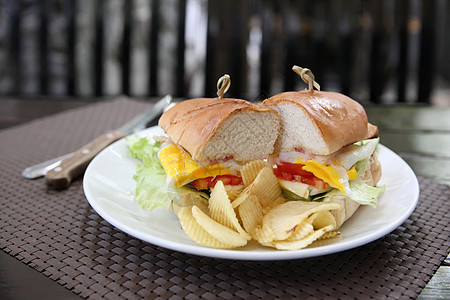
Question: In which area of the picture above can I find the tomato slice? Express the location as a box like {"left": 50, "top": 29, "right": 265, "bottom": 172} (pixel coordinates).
{"left": 274, "top": 161, "right": 327, "bottom": 190}
{"left": 276, "top": 161, "right": 314, "bottom": 177}
{"left": 191, "top": 178, "right": 211, "bottom": 190}
{"left": 191, "top": 175, "right": 243, "bottom": 190}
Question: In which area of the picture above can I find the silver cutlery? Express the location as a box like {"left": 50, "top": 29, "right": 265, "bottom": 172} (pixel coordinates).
{"left": 22, "top": 95, "right": 173, "bottom": 189}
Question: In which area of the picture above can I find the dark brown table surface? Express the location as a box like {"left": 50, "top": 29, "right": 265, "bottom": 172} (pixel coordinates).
{"left": 0, "top": 97, "right": 448, "bottom": 299}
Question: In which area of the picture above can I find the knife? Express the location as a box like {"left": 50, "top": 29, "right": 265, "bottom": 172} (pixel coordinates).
{"left": 22, "top": 152, "right": 75, "bottom": 179}
{"left": 22, "top": 95, "right": 172, "bottom": 190}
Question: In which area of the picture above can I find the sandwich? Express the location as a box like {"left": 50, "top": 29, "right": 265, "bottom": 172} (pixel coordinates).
{"left": 125, "top": 69, "right": 385, "bottom": 250}
{"left": 158, "top": 97, "right": 280, "bottom": 191}
{"left": 261, "top": 69, "right": 384, "bottom": 228}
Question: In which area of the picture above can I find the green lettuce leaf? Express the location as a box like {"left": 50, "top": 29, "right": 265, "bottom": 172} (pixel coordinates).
{"left": 126, "top": 136, "right": 161, "bottom": 162}
{"left": 133, "top": 163, "right": 172, "bottom": 210}
{"left": 349, "top": 177, "right": 385, "bottom": 207}
{"left": 126, "top": 136, "right": 210, "bottom": 211}
{"left": 126, "top": 136, "right": 172, "bottom": 211}
{"left": 321, "top": 156, "right": 385, "bottom": 207}
{"left": 324, "top": 177, "right": 385, "bottom": 208}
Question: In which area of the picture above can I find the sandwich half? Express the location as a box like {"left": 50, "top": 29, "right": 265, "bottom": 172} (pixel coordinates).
{"left": 262, "top": 90, "right": 384, "bottom": 228}
{"left": 158, "top": 97, "right": 280, "bottom": 190}
{"left": 126, "top": 97, "right": 281, "bottom": 212}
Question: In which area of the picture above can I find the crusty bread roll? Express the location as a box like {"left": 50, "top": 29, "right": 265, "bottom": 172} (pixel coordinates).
{"left": 159, "top": 98, "right": 281, "bottom": 162}
{"left": 263, "top": 89, "right": 382, "bottom": 228}
{"left": 325, "top": 154, "right": 382, "bottom": 228}
{"left": 262, "top": 90, "right": 378, "bottom": 155}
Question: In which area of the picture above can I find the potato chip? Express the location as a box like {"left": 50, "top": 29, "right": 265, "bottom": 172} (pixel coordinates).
{"left": 232, "top": 167, "right": 284, "bottom": 211}
{"left": 209, "top": 181, "right": 250, "bottom": 239}
{"left": 178, "top": 207, "right": 233, "bottom": 249}
{"left": 252, "top": 167, "right": 283, "bottom": 209}
{"left": 192, "top": 206, "right": 248, "bottom": 247}
{"left": 308, "top": 232, "right": 342, "bottom": 248}
{"left": 260, "top": 207, "right": 301, "bottom": 241}
{"left": 286, "top": 222, "right": 314, "bottom": 241}
{"left": 318, "top": 230, "right": 340, "bottom": 240}
{"left": 268, "top": 225, "right": 334, "bottom": 250}
{"left": 304, "top": 211, "right": 318, "bottom": 224}
{"left": 262, "top": 196, "right": 286, "bottom": 215}
{"left": 238, "top": 195, "right": 263, "bottom": 236}
{"left": 253, "top": 224, "right": 276, "bottom": 244}
{"left": 241, "top": 160, "right": 269, "bottom": 186}
{"left": 171, "top": 193, "right": 209, "bottom": 216}
{"left": 231, "top": 185, "right": 251, "bottom": 208}
{"left": 209, "top": 180, "right": 234, "bottom": 227}
{"left": 309, "top": 210, "right": 337, "bottom": 230}
{"left": 258, "top": 201, "right": 340, "bottom": 242}
{"left": 284, "top": 211, "right": 336, "bottom": 243}
{"left": 224, "top": 184, "right": 245, "bottom": 201}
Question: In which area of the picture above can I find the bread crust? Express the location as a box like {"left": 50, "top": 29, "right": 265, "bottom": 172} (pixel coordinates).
{"left": 159, "top": 98, "right": 280, "bottom": 162}
{"left": 263, "top": 90, "right": 376, "bottom": 155}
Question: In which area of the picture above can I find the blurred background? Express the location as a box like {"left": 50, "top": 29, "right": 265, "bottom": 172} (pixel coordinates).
{"left": 0, "top": 0, "right": 449, "bottom": 105}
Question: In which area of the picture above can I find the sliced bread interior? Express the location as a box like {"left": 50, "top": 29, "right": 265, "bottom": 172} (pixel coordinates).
{"left": 263, "top": 90, "right": 372, "bottom": 155}
{"left": 159, "top": 98, "right": 281, "bottom": 162}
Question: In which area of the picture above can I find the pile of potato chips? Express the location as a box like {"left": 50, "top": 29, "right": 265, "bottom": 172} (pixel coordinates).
{"left": 176, "top": 160, "right": 341, "bottom": 250}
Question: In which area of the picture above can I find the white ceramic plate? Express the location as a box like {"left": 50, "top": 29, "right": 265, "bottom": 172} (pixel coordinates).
{"left": 83, "top": 127, "right": 419, "bottom": 260}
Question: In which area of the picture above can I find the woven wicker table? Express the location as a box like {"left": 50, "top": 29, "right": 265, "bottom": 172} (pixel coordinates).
{"left": 1, "top": 98, "right": 449, "bottom": 299}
